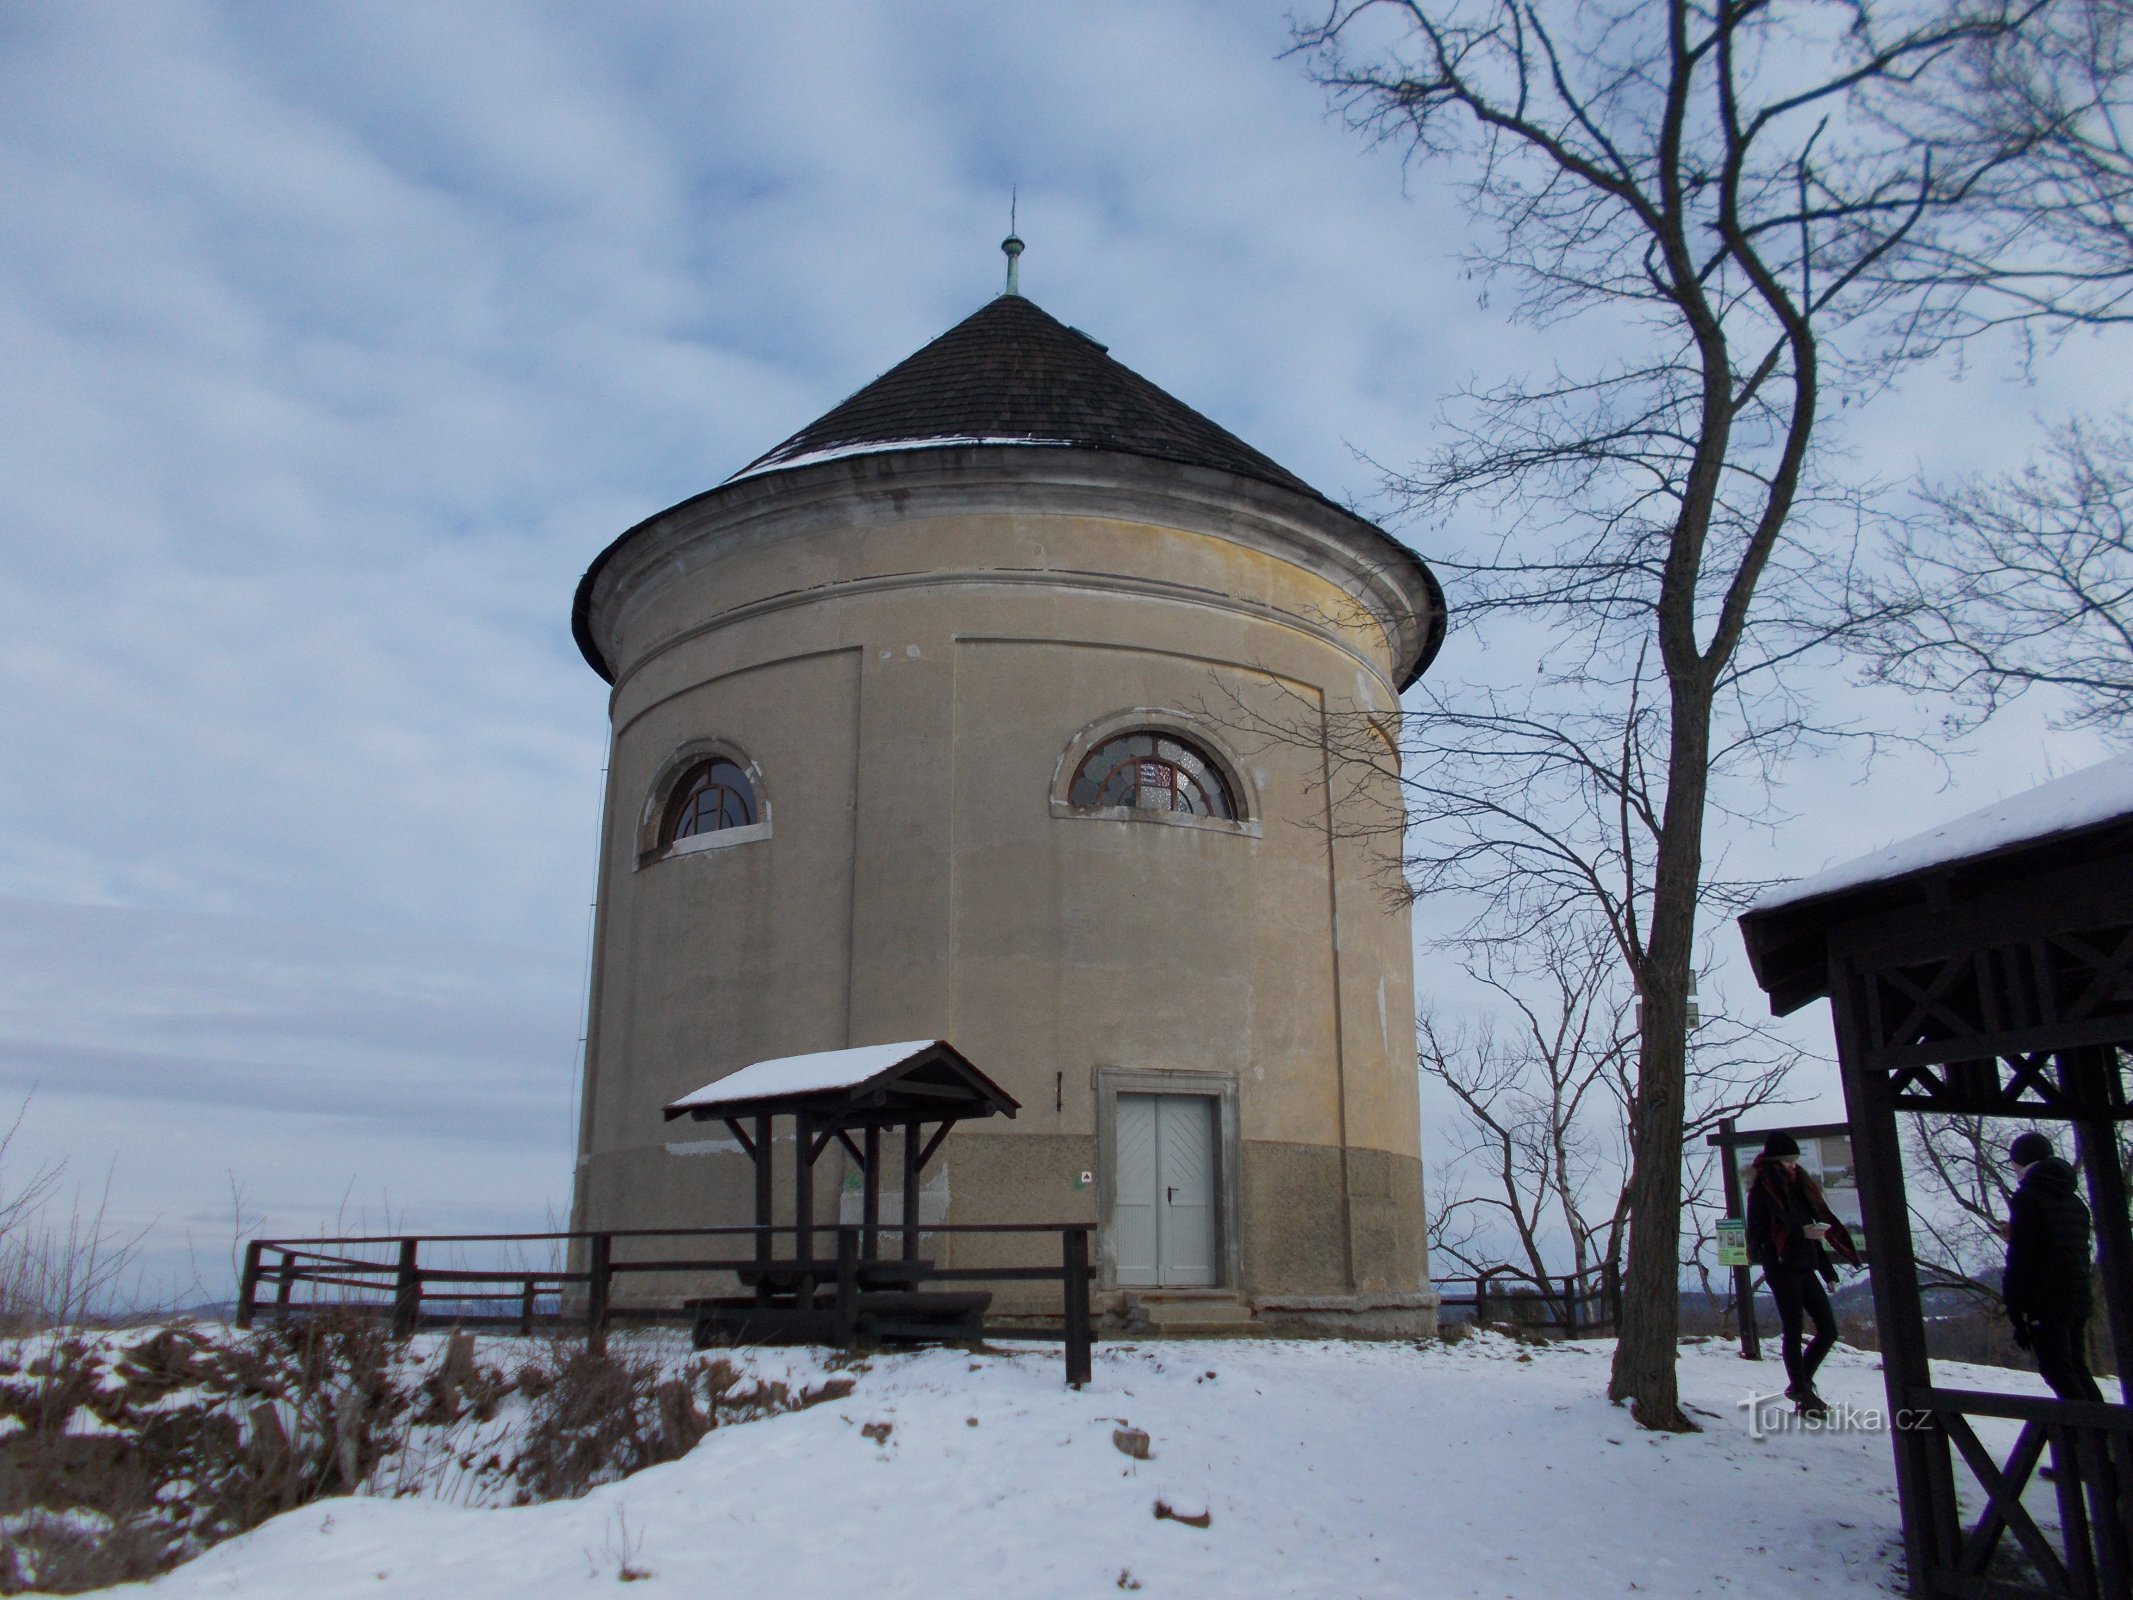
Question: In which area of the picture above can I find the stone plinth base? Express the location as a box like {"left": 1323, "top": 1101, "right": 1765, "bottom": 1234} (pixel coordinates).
{"left": 1250, "top": 1291, "right": 1439, "bottom": 1340}
{"left": 1091, "top": 1289, "right": 1439, "bottom": 1340}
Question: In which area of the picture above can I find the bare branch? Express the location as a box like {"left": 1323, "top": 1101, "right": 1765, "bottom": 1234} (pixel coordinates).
{"left": 1851, "top": 412, "right": 2133, "bottom": 738}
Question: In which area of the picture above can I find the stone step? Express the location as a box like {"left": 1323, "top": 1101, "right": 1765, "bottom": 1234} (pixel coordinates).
{"left": 1129, "top": 1294, "right": 1258, "bottom": 1336}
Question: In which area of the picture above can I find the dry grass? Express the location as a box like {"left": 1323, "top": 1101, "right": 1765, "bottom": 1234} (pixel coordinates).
{"left": 510, "top": 1344, "right": 849, "bottom": 1501}
{"left": 0, "top": 1321, "right": 856, "bottom": 1593}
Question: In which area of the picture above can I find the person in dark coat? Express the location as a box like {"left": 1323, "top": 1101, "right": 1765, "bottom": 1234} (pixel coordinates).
{"left": 1746, "top": 1132, "right": 1862, "bottom": 1415}
{"left": 2001, "top": 1130, "right": 2103, "bottom": 1405}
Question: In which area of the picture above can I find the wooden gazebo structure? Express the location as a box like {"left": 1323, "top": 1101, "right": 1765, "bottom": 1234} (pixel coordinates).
{"left": 662, "top": 1038, "right": 1020, "bottom": 1343}
{"left": 234, "top": 1039, "right": 1098, "bottom": 1384}
{"left": 1740, "top": 756, "right": 2133, "bottom": 1597}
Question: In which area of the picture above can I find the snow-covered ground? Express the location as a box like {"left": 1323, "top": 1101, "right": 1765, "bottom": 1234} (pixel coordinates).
{"left": 101, "top": 1332, "right": 2057, "bottom": 1599}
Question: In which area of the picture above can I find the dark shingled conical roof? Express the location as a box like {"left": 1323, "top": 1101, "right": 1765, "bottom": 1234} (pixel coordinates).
{"left": 574, "top": 291, "right": 1446, "bottom": 687}
{"left": 732, "top": 293, "right": 1323, "bottom": 500}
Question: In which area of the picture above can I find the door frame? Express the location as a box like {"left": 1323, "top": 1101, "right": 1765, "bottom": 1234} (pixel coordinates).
{"left": 1093, "top": 1067, "right": 1243, "bottom": 1291}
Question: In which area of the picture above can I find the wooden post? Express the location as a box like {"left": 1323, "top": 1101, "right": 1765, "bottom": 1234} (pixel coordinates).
{"left": 519, "top": 1281, "right": 537, "bottom": 1336}
{"left": 1063, "top": 1226, "right": 1092, "bottom": 1388}
{"left": 795, "top": 1112, "right": 816, "bottom": 1304}
{"left": 390, "top": 1238, "right": 421, "bottom": 1337}
{"left": 755, "top": 1112, "right": 775, "bottom": 1304}
{"left": 275, "top": 1258, "right": 295, "bottom": 1314}
{"left": 1474, "top": 1272, "right": 1490, "bottom": 1328}
{"left": 903, "top": 1119, "right": 923, "bottom": 1261}
{"left": 2068, "top": 1047, "right": 2133, "bottom": 1406}
{"left": 1832, "top": 956, "right": 1961, "bottom": 1586}
{"left": 755, "top": 1113, "right": 774, "bottom": 1262}
{"left": 237, "top": 1239, "right": 263, "bottom": 1330}
{"left": 1716, "top": 1118, "right": 1761, "bottom": 1360}
{"left": 586, "top": 1233, "right": 611, "bottom": 1357}
{"left": 862, "top": 1124, "right": 881, "bottom": 1261}
{"left": 1561, "top": 1274, "right": 1577, "bottom": 1338}
{"left": 835, "top": 1226, "right": 859, "bottom": 1345}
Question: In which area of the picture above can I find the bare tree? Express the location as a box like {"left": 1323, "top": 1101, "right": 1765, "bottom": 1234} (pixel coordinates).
{"left": 1873, "top": 0, "right": 2133, "bottom": 333}
{"left": 0, "top": 1097, "right": 63, "bottom": 1332}
{"left": 1904, "top": 1112, "right": 2025, "bottom": 1304}
{"left": 1295, "top": 0, "right": 2041, "bottom": 1428}
{"left": 1425, "top": 919, "right": 1799, "bottom": 1326}
{"left": 0, "top": 1095, "right": 147, "bottom": 1334}
{"left": 1422, "top": 920, "right": 1637, "bottom": 1309}
{"left": 1854, "top": 415, "right": 2133, "bottom": 735}
{"left": 1902, "top": 1107, "right": 2133, "bottom": 1299}
{"left": 1846, "top": 8, "right": 2133, "bottom": 731}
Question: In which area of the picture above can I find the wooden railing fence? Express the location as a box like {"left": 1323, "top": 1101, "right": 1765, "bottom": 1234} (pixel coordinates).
{"left": 1907, "top": 1385, "right": 2133, "bottom": 1597}
{"left": 1432, "top": 1262, "right": 1622, "bottom": 1337}
{"left": 238, "top": 1222, "right": 1095, "bottom": 1386}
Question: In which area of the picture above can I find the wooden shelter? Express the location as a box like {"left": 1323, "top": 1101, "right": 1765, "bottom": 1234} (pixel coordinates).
{"left": 663, "top": 1039, "right": 1020, "bottom": 1343}
{"left": 235, "top": 1040, "right": 1096, "bottom": 1384}
{"left": 1739, "top": 757, "right": 2133, "bottom": 1597}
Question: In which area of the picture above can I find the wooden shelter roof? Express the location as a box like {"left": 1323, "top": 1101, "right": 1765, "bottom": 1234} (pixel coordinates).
{"left": 662, "top": 1039, "right": 1018, "bottom": 1126}
{"left": 1740, "top": 756, "right": 2133, "bottom": 1016}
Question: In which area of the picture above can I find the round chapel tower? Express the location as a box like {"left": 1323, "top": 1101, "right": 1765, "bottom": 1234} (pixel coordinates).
{"left": 569, "top": 274, "right": 1445, "bottom": 1334}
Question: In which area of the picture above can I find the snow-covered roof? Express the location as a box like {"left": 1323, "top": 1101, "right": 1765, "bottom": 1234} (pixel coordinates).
{"left": 1753, "top": 753, "right": 2133, "bottom": 914}
{"left": 725, "top": 435, "right": 1075, "bottom": 484}
{"left": 667, "top": 1041, "right": 944, "bottom": 1112}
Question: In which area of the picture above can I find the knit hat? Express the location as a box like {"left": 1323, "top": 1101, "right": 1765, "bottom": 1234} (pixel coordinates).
{"left": 2008, "top": 1130, "right": 2054, "bottom": 1167}
{"left": 1760, "top": 1132, "right": 1801, "bottom": 1158}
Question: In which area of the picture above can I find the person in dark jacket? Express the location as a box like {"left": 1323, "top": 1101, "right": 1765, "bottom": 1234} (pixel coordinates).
{"left": 2001, "top": 1130, "right": 2103, "bottom": 1405}
{"left": 1746, "top": 1132, "right": 1862, "bottom": 1415}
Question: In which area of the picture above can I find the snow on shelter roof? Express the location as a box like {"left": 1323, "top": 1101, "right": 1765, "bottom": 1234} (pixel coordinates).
{"left": 1739, "top": 753, "right": 2133, "bottom": 1016}
{"left": 666, "top": 1041, "right": 945, "bottom": 1113}
{"left": 662, "top": 1040, "right": 1020, "bottom": 1125}
{"left": 1751, "top": 754, "right": 2133, "bottom": 914}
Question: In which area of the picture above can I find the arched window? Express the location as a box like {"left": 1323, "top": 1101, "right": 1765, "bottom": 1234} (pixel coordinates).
{"left": 1069, "top": 731, "right": 1237, "bottom": 820}
{"left": 663, "top": 757, "right": 757, "bottom": 844}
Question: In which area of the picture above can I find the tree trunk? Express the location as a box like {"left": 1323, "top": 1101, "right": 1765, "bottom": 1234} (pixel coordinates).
{"left": 1607, "top": 678, "right": 1714, "bottom": 1432}
{"left": 1611, "top": 1045, "right": 1693, "bottom": 1428}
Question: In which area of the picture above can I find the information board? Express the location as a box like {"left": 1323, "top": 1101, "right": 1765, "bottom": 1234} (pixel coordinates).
{"left": 1716, "top": 1217, "right": 1748, "bottom": 1268}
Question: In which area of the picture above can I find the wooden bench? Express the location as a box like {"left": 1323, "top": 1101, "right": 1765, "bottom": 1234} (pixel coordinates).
{"left": 850, "top": 1289, "right": 991, "bottom": 1341}
{"left": 734, "top": 1258, "right": 934, "bottom": 1291}
{"left": 687, "top": 1288, "right": 992, "bottom": 1348}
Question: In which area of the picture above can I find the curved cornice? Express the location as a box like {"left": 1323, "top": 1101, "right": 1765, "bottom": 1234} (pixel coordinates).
{"left": 573, "top": 445, "right": 1446, "bottom": 692}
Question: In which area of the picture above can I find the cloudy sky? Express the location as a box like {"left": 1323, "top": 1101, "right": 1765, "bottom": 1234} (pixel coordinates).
{"left": 1, "top": 2, "right": 2118, "bottom": 1298}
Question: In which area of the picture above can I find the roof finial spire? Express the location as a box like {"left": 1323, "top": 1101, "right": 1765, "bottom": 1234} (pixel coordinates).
{"left": 1001, "top": 189, "right": 1024, "bottom": 297}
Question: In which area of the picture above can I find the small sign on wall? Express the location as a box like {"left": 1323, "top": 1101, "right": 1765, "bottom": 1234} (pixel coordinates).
{"left": 1073, "top": 1170, "right": 1093, "bottom": 1191}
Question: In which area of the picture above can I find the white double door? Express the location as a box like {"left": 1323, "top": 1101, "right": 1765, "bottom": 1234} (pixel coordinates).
{"left": 1113, "top": 1093, "right": 1218, "bottom": 1287}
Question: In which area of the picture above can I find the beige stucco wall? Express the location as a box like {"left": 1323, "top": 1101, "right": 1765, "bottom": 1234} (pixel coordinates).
{"left": 570, "top": 446, "right": 1437, "bottom": 1332}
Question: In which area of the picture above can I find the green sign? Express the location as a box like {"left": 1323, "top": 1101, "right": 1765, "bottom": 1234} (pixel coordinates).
{"left": 1717, "top": 1218, "right": 1749, "bottom": 1268}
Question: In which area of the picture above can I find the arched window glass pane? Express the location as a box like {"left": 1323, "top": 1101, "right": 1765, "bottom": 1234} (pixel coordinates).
{"left": 1068, "top": 732, "right": 1235, "bottom": 820}
{"left": 667, "top": 758, "right": 757, "bottom": 843}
